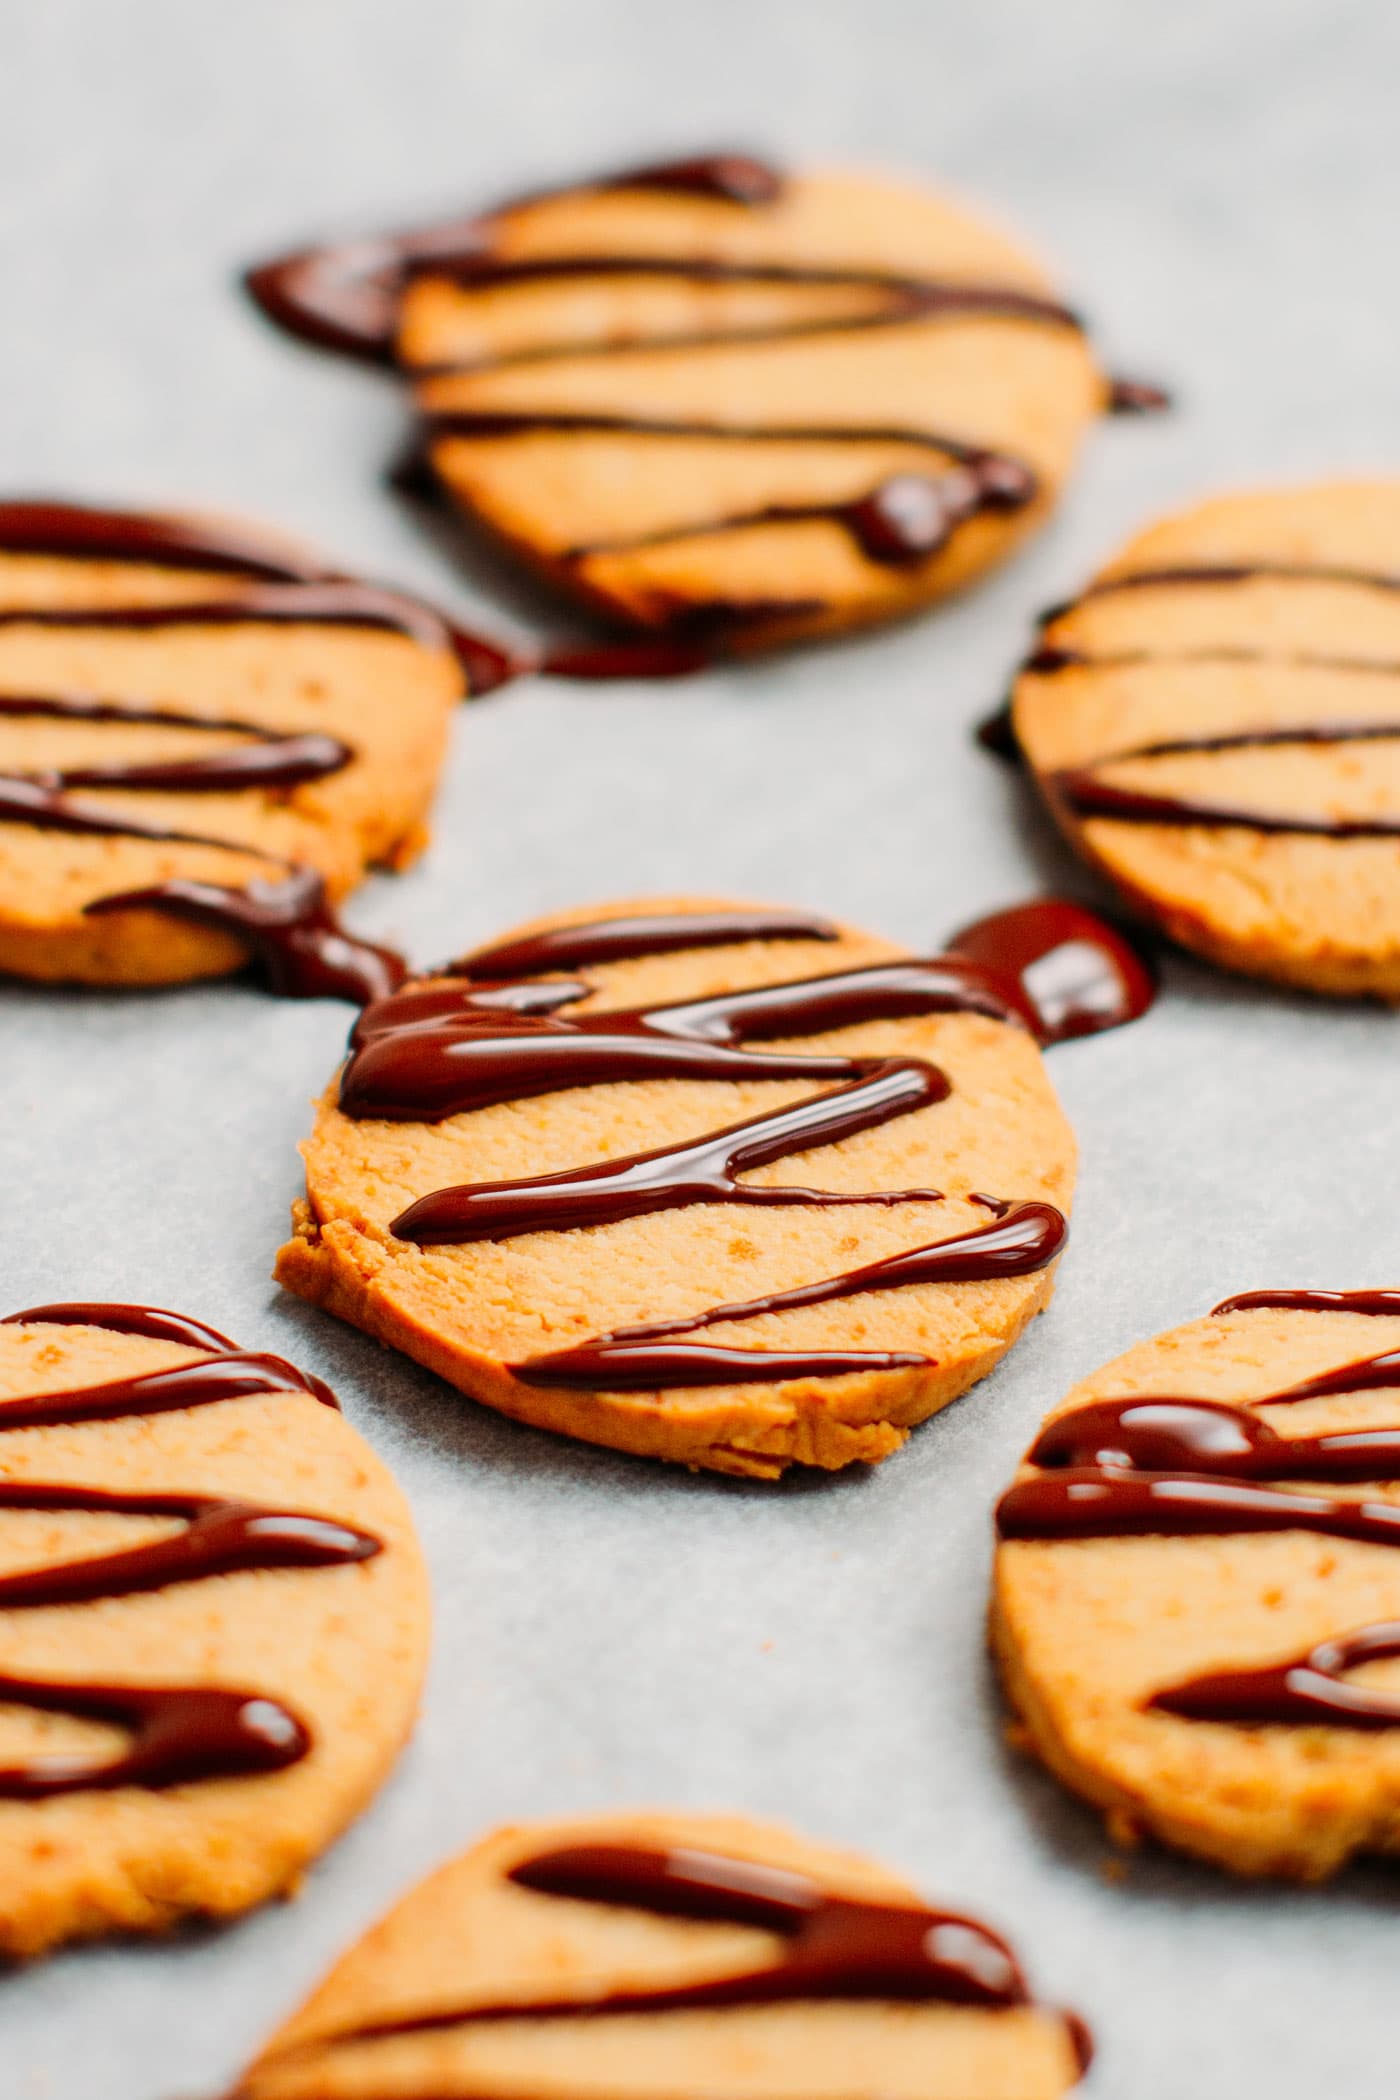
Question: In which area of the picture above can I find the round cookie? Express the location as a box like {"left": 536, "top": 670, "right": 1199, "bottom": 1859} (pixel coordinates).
{"left": 0, "top": 500, "right": 463, "bottom": 993}
{"left": 248, "top": 152, "right": 1145, "bottom": 655}
{"left": 1011, "top": 480, "right": 1400, "bottom": 998}
{"left": 276, "top": 894, "right": 1079, "bottom": 1478}
{"left": 993, "top": 1287, "right": 1400, "bottom": 1878}
{"left": 0, "top": 1301, "right": 429, "bottom": 1956}
{"left": 229, "top": 1807, "right": 1089, "bottom": 2100}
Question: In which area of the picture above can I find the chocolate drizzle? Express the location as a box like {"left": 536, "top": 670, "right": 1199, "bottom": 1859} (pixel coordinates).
{"left": 1020, "top": 558, "right": 1400, "bottom": 839}
{"left": 998, "top": 1296, "right": 1400, "bottom": 1729}
{"left": 246, "top": 151, "right": 1161, "bottom": 652}
{"left": 246, "top": 1836, "right": 1088, "bottom": 2078}
{"left": 330, "top": 904, "right": 1110, "bottom": 1394}
{"left": 0, "top": 501, "right": 462, "bottom": 999}
{"left": 0, "top": 1303, "right": 378, "bottom": 1795}
{"left": 945, "top": 898, "right": 1156, "bottom": 1046}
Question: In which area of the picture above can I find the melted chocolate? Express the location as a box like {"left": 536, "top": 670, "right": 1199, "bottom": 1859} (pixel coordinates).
{"left": 242, "top": 155, "right": 788, "bottom": 363}
{"left": 1023, "top": 559, "right": 1400, "bottom": 837}
{"left": 0, "top": 1483, "right": 377, "bottom": 1608}
{"left": 391, "top": 1061, "right": 951, "bottom": 1243}
{"left": 1054, "top": 766, "right": 1400, "bottom": 840}
{"left": 86, "top": 866, "right": 406, "bottom": 1005}
{"left": 0, "top": 1303, "right": 373, "bottom": 1795}
{"left": 0, "top": 692, "right": 350, "bottom": 793}
{"left": 427, "top": 409, "right": 1040, "bottom": 580}
{"left": 0, "top": 500, "right": 324, "bottom": 582}
{"left": 336, "top": 906, "right": 1098, "bottom": 1392}
{"left": 1215, "top": 1288, "right": 1400, "bottom": 1318}
{"left": 1106, "top": 378, "right": 1172, "bottom": 415}
{"left": 247, "top": 153, "right": 1161, "bottom": 657}
{"left": 341, "top": 957, "right": 1013, "bottom": 1123}
{"left": 515, "top": 1200, "right": 1066, "bottom": 1389}
{"left": 0, "top": 508, "right": 449, "bottom": 1002}
{"left": 3, "top": 1301, "right": 239, "bottom": 1350}
{"left": 0, "top": 1677, "right": 309, "bottom": 1798}
{"left": 945, "top": 898, "right": 1156, "bottom": 1046}
{"left": 256, "top": 1837, "right": 1089, "bottom": 2076}
{"left": 999, "top": 1328, "right": 1400, "bottom": 1729}
{"left": 1152, "top": 1622, "right": 1400, "bottom": 1729}
{"left": 453, "top": 905, "right": 838, "bottom": 979}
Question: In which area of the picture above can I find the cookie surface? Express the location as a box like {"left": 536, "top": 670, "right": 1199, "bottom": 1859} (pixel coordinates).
{"left": 249, "top": 153, "right": 1133, "bottom": 653}
{"left": 1011, "top": 480, "right": 1400, "bottom": 997}
{"left": 0, "top": 501, "right": 463, "bottom": 992}
{"left": 231, "top": 1807, "right": 1088, "bottom": 2100}
{"left": 276, "top": 895, "right": 1077, "bottom": 1477}
{"left": 0, "top": 1301, "right": 429, "bottom": 1956}
{"left": 993, "top": 1288, "right": 1400, "bottom": 1878}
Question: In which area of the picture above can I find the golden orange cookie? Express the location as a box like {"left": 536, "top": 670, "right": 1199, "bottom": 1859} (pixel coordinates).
{"left": 229, "top": 1808, "right": 1090, "bottom": 2100}
{"left": 1012, "top": 480, "right": 1400, "bottom": 998}
{"left": 248, "top": 152, "right": 1159, "bottom": 655}
{"left": 993, "top": 1286, "right": 1400, "bottom": 1878}
{"left": 0, "top": 500, "right": 462, "bottom": 993}
{"left": 276, "top": 894, "right": 1083, "bottom": 1477}
{"left": 0, "top": 1300, "right": 429, "bottom": 1957}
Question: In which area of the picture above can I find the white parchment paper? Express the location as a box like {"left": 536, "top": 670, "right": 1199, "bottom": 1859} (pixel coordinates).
{"left": 2, "top": 3, "right": 1398, "bottom": 2093}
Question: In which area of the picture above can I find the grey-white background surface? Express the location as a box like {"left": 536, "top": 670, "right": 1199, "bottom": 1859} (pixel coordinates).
{"left": 3, "top": 1, "right": 1399, "bottom": 2093}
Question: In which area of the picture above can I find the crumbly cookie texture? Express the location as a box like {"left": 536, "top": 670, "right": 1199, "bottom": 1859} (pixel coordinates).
{"left": 994, "top": 1302, "right": 1400, "bottom": 1878}
{"left": 405, "top": 166, "right": 1106, "bottom": 647}
{"left": 0, "top": 1317, "right": 428, "bottom": 1957}
{"left": 0, "top": 508, "right": 460, "bottom": 986}
{"left": 276, "top": 893, "right": 1076, "bottom": 1478}
{"left": 1012, "top": 479, "right": 1400, "bottom": 998}
{"left": 232, "top": 1808, "right": 1085, "bottom": 2100}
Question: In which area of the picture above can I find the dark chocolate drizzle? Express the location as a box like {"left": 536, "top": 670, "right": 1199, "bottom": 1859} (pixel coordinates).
{"left": 336, "top": 904, "right": 1100, "bottom": 1393}
{"left": 1216, "top": 1288, "right": 1400, "bottom": 1318}
{"left": 998, "top": 1299, "right": 1400, "bottom": 1728}
{"left": 425, "top": 410, "right": 1041, "bottom": 583}
{"left": 0, "top": 503, "right": 458, "bottom": 1000}
{"left": 245, "top": 1836, "right": 1088, "bottom": 2079}
{"left": 944, "top": 898, "right": 1156, "bottom": 1046}
{"left": 0, "top": 1303, "right": 376, "bottom": 1794}
{"left": 245, "top": 151, "right": 1160, "bottom": 650}
{"left": 1020, "top": 558, "right": 1400, "bottom": 838}
{"left": 242, "top": 155, "right": 791, "bottom": 363}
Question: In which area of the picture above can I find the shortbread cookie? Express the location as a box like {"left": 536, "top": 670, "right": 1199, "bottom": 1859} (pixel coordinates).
{"left": 1011, "top": 481, "right": 1400, "bottom": 998}
{"left": 0, "top": 500, "right": 463, "bottom": 993}
{"left": 993, "top": 1287, "right": 1400, "bottom": 1878}
{"left": 0, "top": 1299, "right": 428, "bottom": 1956}
{"left": 275, "top": 894, "right": 1090, "bottom": 1477}
{"left": 229, "top": 1808, "right": 1090, "bottom": 2100}
{"left": 247, "top": 152, "right": 1160, "bottom": 654}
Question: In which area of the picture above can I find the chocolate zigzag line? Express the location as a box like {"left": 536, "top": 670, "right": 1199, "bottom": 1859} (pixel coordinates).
{"left": 0, "top": 1302, "right": 380, "bottom": 1795}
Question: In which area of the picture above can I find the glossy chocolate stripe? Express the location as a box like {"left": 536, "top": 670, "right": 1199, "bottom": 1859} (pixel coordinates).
{"left": 1076, "top": 561, "right": 1400, "bottom": 601}
{"left": 242, "top": 154, "right": 789, "bottom": 362}
{"left": 513, "top": 1201, "right": 1065, "bottom": 1390}
{"left": 1153, "top": 1622, "right": 1400, "bottom": 1729}
{"left": 0, "top": 1348, "right": 331, "bottom": 1431}
{"left": 0, "top": 1677, "right": 309, "bottom": 1798}
{"left": 0, "top": 500, "right": 324, "bottom": 581}
{"left": 1215, "top": 1288, "right": 1400, "bottom": 1318}
{"left": 86, "top": 867, "right": 407, "bottom": 1006}
{"left": 452, "top": 906, "right": 839, "bottom": 980}
{"left": 0, "top": 579, "right": 448, "bottom": 650}
{"left": 0, "top": 1305, "right": 374, "bottom": 1795}
{"left": 1028, "top": 1398, "right": 1400, "bottom": 1480}
{"left": 0, "top": 1484, "right": 378, "bottom": 1607}
{"left": 997, "top": 1469, "right": 1400, "bottom": 1548}
{"left": 341, "top": 957, "right": 1013, "bottom": 1123}
{"left": 3, "top": 1302, "right": 239, "bottom": 1351}
{"left": 426, "top": 411, "right": 1039, "bottom": 572}
{"left": 391, "top": 1060, "right": 949, "bottom": 1244}
{"left": 1052, "top": 766, "right": 1400, "bottom": 838}
{"left": 0, "top": 693, "right": 351, "bottom": 792}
